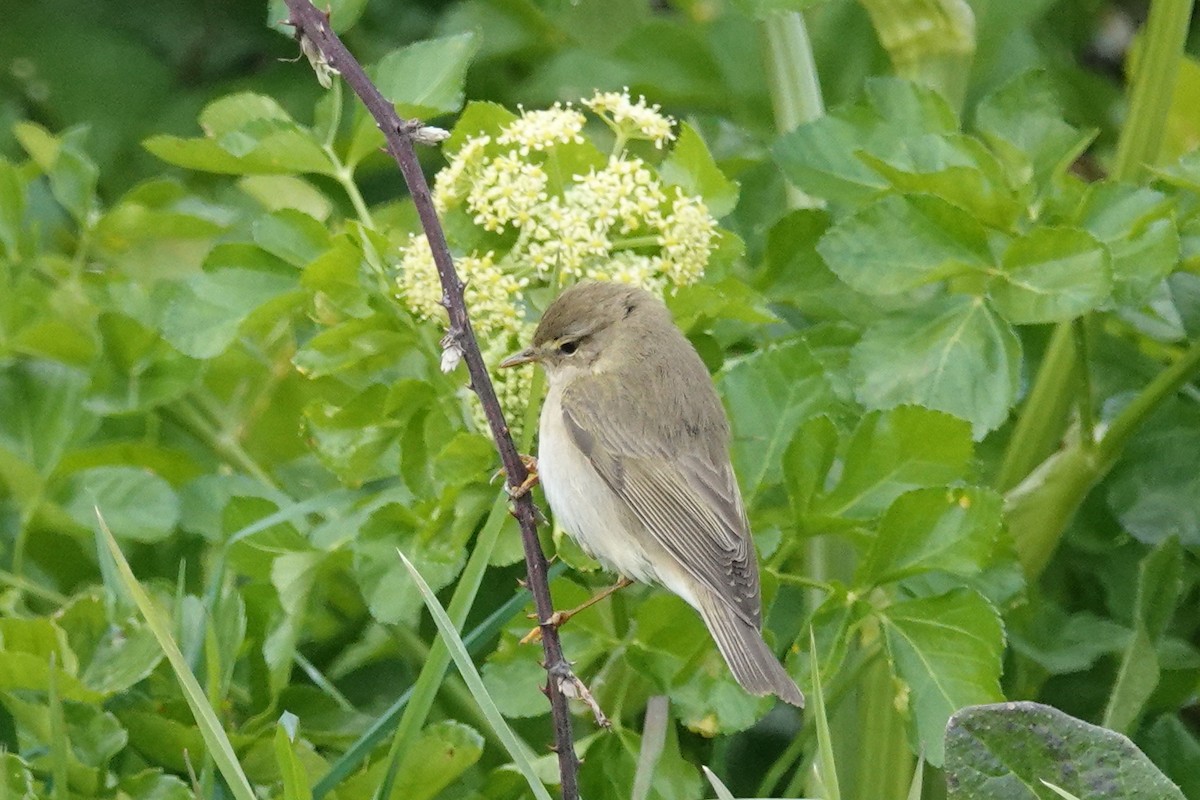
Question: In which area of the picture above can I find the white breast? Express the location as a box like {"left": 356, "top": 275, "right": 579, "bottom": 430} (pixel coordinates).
{"left": 538, "top": 383, "right": 664, "bottom": 586}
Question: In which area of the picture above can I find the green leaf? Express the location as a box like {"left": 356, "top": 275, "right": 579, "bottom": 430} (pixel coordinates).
{"left": 579, "top": 727, "right": 702, "bottom": 800}
{"left": 1102, "top": 538, "right": 1182, "bottom": 733}
{"left": 817, "top": 406, "right": 973, "bottom": 519}
{"left": 878, "top": 588, "right": 1004, "bottom": 766}
{"left": 858, "top": 133, "right": 1023, "bottom": 229}
{"left": 852, "top": 297, "right": 1021, "bottom": 438}
{"left": 252, "top": 209, "right": 332, "bottom": 267}
{"left": 273, "top": 713, "right": 313, "bottom": 800}
{"left": 353, "top": 499, "right": 469, "bottom": 625}
{"left": 817, "top": 194, "right": 993, "bottom": 294}
{"left": 0, "top": 359, "right": 96, "bottom": 476}
{"left": 1075, "top": 182, "right": 1179, "bottom": 306}
{"left": 782, "top": 415, "right": 839, "bottom": 515}
{"left": 719, "top": 339, "right": 840, "bottom": 498}
{"left": 158, "top": 268, "right": 299, "bottom": 359}
{"left": 345, "top": 33, "right": 481, "bottom": 165}
{"left": 374, "top": 33, "right": 478, "bottom": 119}
{"left": 860, "top": 487, "right": 1003, "bottom": 586}
{"left": 62, "top": 466, "right": 178, "bottom": 543}
{"left": 944, "top": 702, "right": 1185, "bottom": 799}
{"left": 88, "top": 313, "right": 202, "bottom": 414}
{"left": 14, "top": 123, "right": 98, "bottom": 223}
{"left": 659, "top": 123, "right": 739, "bottom": 218}
{"left": 144, "top": 93, "right": 334, "bottom": 176}
{"left": 974, "top": 70, "right": 1094, "bottom": 191}
{"left": 1107, "top": 405, "right": 1200, "bottom": 546}
{"left": 987, "top": 227, "right": 1110, "bottom": 324}
{"left": 773, "top": 78, "right": 958, "bottom": 205}
{"left": 0, "top": 157, "right": 27, "bottom": 257}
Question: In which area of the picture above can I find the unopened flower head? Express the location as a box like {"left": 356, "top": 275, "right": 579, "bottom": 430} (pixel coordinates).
{"left": 584, "top": 89, "right": 676, "bottom": 149}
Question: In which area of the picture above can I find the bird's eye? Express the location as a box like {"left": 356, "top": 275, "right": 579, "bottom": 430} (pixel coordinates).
{"left": 558, "top": 340, "right": 579, "bottom": 355}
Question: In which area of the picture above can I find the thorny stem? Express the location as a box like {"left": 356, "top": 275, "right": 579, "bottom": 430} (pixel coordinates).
{"left": 279, "top": 3, "right": 581, "bottom": 798}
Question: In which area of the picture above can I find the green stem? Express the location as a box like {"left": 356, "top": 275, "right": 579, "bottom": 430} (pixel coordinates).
{"left": 167, "top": 398, "right": 283, "bottom": 497}
{"left": 1000, "top": 0, "right": 1195, "bottom": 576}
{"left": 1112, "top": 0, "right": 1196, "bottom": 182}
{"left": 995, "top": 324, "right": 1079, "bottom": 492}
{"left": 761, "top": 11, "right": 824, "bottom": 209}
{"left": 1099, "top": 337, "right": 1200, "bottom": 463}
{"left": 334, "top": 164, "right": 375, "bottom": 228}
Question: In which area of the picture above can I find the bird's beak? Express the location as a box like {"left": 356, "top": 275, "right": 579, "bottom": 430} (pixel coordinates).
{"left": 499, "top": 346, "right": 538, "bottom": 368}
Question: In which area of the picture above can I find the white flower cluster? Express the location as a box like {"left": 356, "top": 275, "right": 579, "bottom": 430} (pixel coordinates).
{"left": 397, "top": 89, "right": 725, "bottom": 434}
{"left": 584, "top": 89, "right": 676, "bottom": 149}
{"left": 396, "top": 235, "right": 526, "bottom": 340}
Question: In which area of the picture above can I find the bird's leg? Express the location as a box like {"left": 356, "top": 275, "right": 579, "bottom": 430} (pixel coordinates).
{"left": 521, "top": 577, "right": 634, "bottom": 644}
{"left": 495, "top": 454, "right": 539, "bottom": 498}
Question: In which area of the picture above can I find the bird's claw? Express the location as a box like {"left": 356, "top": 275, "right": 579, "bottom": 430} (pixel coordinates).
{"left": 494, "top": 454, "right": 539, "bottom": 499}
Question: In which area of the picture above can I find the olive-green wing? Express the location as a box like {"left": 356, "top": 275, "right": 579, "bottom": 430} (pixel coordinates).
{"left": 560, "top": 376, "right": 760, "bottom": 626}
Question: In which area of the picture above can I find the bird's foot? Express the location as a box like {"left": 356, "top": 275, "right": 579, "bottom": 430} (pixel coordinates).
{"left": 520, "top": 577, "right": 634, "bottom": 644}
{"left": 495, "top": 454, "right": 539, "bottom": 499}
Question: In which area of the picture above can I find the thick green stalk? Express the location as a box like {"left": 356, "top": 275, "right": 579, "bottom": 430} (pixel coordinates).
{"left": 858, "top": 0, "right": 976, "bottom": 112}
{"left": 1112, "top": 0, "right": 1195, "bottom": 182}
{"left": 997, "top": 0, "right": 1194, "bottom": 574}
{"left": 761, "top": 11, "right": 824, "bottom": 209}
{"left": 994, "top": 325, "right": 1080, "bottom": 493}
{"left": 1007, "top": 337, "right": 1200, "bottom": 577}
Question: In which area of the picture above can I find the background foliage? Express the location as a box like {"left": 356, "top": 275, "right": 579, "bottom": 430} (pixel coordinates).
{"left": 0, "top": 0, "right": 1198, "bottom": 798}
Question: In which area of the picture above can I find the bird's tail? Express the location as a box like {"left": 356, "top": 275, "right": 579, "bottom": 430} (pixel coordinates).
{"left": 696, "top": 591, "right": 805, "bottom": 707}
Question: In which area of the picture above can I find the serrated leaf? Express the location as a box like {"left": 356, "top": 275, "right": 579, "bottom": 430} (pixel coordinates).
{"left": 774, "top": 114, "right": 891, "bottom": 204}
{"left": 659, "top": 123, "right": 738, "bottom": 218}
{"left": 719, "top": 339, "right": 840, "bottom": 498}
{"left": 818, "top": 194, "right": 992, "bottom": 294}
{"left": 782, "top": 415, "right": 839, "bottom": 515}
{"left": 860, "top": 486, "right": 1002, "bottom": 586}
{"left": 62, "top": 466, "right": 179, "bottom": 543}
{"left": 879, "top": 589, "right": 1004, "bottom": 766}
{"left": 945, "top": 702, "right": 1185, "bottom": 799}
{"left": 858, "top": 133, "right": 1022, "bottom": 229}
{"left": 852, "top": 297, "right": 1020, "bottom": 438}
{"left": 817, "top": 406, "right": 973, "bottom": 519}
{"left": 975, "top": 70, "right": 1094, "bottom": 191}
{"left": 1076, "top": 183, "right": 1180, "bottom": 306}
{"left": 1107, "top": 404, "right": 1200, "bottom": 546}
{"left": 988, "top": 226, "right": 1110, "bottom": 324}
{"left": 158, "top": 268, "right": 298, "bottom": 359}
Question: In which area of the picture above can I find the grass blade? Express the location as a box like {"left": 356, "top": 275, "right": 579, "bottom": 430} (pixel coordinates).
{"left": 810, "top": 628, "right": 841, "bottom": 800}
{"left": 396, "top": 547, "right": 555, "bottom": 800}
{"left": 95, "top": 512, "right": 257, "bottom": 800}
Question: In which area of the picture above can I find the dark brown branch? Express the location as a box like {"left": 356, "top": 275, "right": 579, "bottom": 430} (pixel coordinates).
{"left": 279, "top": 3, "right": 581, "bottom": 798}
